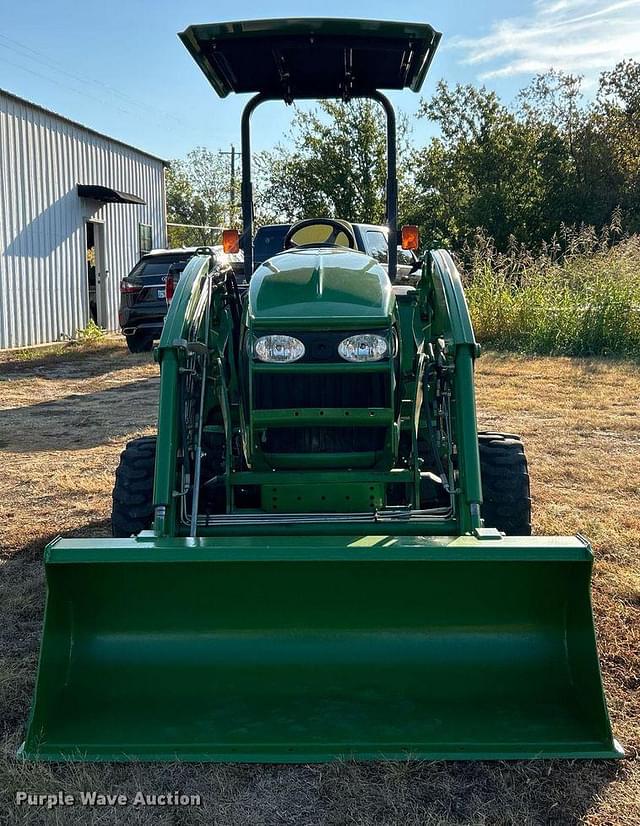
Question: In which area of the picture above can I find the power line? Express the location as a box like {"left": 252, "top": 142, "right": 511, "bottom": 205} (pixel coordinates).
{"left": 0, "top": 33, "right": 242, "bottom": 152}
{"left": 219, "top": 144, "right": 238, "bottom": 224}
{"left": 0, "top": 54, "right": 138, "bottom": 120}
{"left": 0, "top": 33, "right": 182, "bottom": 127}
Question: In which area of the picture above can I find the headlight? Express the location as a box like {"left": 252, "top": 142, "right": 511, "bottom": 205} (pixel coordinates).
{"left": 254, "top": 335, "right": 305, "bottom": 363}
{"left": 338, "top": 333, "right": 388, "bottom": 362}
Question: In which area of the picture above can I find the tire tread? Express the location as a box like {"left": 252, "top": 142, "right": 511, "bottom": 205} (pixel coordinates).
{"left": 111, "top": 436, "right": 156, "bottom": 537}
{"left": 478, "top": 431, "right": 532, "bottom": 535}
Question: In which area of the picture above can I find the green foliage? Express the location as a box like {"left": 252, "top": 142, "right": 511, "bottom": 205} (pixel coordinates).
{"left": 165, "top": 147, "right": 230, "bottom": 247}
{"left": 165, "top": 61, "right": 640, "bottom": 358}
{"left": 168, "top": 60, "right": 640, "bottom": 252}
{"left": 461, "top": 220, "right": 640, "bottom": 357}
{"left": 255, "top": 100, "right": 410, "bottom": 225}
{"left": 414, "top": 62, "right": 640, "bottom": 249}
{"left": 596, "top": 60, "right": 640, "bottom": 232}
{"left": 75, "top": 320, "right": 106, "bottom": 343}
{"left": 413, "top": 80, "right": 575, "bottom": 247}
{"left": 9, "top": 344, "right": 69, "bottom": 362}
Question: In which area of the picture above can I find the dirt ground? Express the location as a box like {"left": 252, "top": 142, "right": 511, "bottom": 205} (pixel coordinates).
{"left": 0, "top": 337, "right": 638, "bottom": 826}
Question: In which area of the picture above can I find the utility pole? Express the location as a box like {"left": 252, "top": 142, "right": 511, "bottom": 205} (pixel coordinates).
{"left": 219, "top": 144, "right": 236, "bottom": 226}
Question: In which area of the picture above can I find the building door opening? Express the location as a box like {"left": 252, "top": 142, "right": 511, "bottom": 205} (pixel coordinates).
{"left": 85, "top": 221, "right": 107, "bottom": 327}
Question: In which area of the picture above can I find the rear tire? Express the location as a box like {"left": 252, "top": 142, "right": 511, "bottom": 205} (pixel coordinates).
{"left": 126, "top": 331, "right": 154, "bottom": 353}
{"left": 112, "top": 436, "right": 156, "bottom": 537}
{"left": 478, "top": 432, "right": 531, "bottom": 535}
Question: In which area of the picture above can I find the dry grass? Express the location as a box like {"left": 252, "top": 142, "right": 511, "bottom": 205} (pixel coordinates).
{"left": 0, "top": 338, "right": 638, "bottom": 825}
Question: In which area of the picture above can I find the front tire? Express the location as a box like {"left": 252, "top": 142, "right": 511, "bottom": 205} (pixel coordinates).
{"left": 111, "top": 436, "right": 156, "bottom": 537}
{"left": 478, "top": 432, "right": 532, "bottom": 535}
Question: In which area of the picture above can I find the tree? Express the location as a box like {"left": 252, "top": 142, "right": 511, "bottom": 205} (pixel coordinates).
{"left": 411, "top": 70, "right": 640, "bottom": 251}
{"left": 167, "top": 62, "right": 640, "bottom": 254}
{"left": 518, "top": 70, "right": 620, "bottom": 229}
{"left": 413, "top": 81, "right": 571, "bottom": 249}
{"left": 255, "top": 100, "right": 410, "bottom": 225}
{"left": 165, "top": 147, "right": 230, "bottom": 246}
{"left": 596, "top": 60, "right": 640, "bottom": 231}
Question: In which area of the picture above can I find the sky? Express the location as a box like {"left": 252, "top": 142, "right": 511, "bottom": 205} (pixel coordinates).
{"left": 1, "top": 0, "right": 639, "bottom": 162}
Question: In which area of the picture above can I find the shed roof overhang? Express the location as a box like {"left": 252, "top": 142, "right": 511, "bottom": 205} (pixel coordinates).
{"left": 179, "top": 18, "right": 441, "bottom": 101}
{"left": 77, "top": 184, "right": 145, "bottom": 205}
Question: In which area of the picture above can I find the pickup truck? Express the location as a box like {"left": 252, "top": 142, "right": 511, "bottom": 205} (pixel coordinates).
{"left": 253, "top": 222, "right": 419, "bottom": 278}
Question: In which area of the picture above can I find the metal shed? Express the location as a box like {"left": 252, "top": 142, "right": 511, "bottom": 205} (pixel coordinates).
{"left": 0, "top": 89, "right": 167, "bottom": 349}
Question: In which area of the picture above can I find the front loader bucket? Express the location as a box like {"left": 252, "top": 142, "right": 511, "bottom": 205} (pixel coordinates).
{"left": 21, "top": 533, "right": 621, "bottom": 762}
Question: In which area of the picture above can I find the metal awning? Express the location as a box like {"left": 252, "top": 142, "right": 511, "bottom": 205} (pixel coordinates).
{"left": 77, "top": 184, "right": 145, "bottom": 204}
{"left": 179, "top": 18, "right": 441, "bottom": 101}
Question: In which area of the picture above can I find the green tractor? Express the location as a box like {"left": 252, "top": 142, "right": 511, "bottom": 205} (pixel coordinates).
{"left": 21, "top": 19, "right": 621, "bottom": 762}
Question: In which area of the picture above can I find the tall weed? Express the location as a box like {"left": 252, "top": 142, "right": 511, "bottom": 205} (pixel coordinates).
{"left": 457, "top": 217, "right": 640, "bottom": 357}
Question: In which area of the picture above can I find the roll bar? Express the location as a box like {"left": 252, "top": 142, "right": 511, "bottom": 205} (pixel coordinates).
{"left": 241, "top": 91, "right": 398, "bottom": 278}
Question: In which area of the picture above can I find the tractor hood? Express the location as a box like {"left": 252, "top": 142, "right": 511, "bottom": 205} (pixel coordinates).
{"left": 247, "top": 247, "right": 394, "bottom": 328}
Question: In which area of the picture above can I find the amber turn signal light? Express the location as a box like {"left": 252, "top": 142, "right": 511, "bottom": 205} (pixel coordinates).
{"left": 400, "top": 225, "right": 419, "bottom": 250}
{"left": 222, "top": 228, "right": 240, "bottom": 254}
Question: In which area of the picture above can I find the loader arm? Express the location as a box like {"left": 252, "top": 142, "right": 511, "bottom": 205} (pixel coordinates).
{"left": 144, "top": 248, "right": 484, "bottom": 536}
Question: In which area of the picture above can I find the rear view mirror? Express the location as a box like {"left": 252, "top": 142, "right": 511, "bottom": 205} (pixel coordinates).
{"left": 401, "top": 225, "right": 419, "bottom": 250}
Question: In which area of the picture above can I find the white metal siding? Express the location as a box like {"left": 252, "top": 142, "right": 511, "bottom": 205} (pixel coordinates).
{"left": 0, "top": 90, "right": 166, "bottom": 349}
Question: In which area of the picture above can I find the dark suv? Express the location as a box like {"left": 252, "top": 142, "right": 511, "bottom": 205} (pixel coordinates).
{"left": 119, "top": 249, "right": 197, "bottom": 352}
{"left": 118, "top": 236, "right": 262, "bottom": 352}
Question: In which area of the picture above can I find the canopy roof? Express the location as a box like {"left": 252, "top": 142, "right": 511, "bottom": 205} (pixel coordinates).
{"left": 179, "top": 18, "right": 441, "bottom": 101}
{"left": 77, "top": 184, "right": 145, "bottom": 205}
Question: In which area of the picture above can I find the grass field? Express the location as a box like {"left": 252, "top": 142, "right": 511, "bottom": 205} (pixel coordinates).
{"left": 1, "top": 338, "right": 638, "bottom": 825}
{"left": 463, "top": 230, "right": 640, "bottom": 358}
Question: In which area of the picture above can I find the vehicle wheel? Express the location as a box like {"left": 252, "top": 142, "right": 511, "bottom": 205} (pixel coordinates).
{"left": 112, "top": 436, "right": 156, "bottom": 537}
{"left": 478, "top": 432, "right": 531, "bottom": 535}
{"left": 126, "top": 331, "right": 154, "bottom": 353}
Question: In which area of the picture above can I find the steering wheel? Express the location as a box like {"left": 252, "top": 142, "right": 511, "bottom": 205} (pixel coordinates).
{"left": 284, "top": 218, "right": 357, "bottom": 250}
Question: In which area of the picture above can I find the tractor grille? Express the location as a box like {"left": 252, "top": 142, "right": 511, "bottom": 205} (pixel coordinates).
{"left": 253, "top": 372, "right": 389, "bottom": 410}
{"left": 264, "top": 426, "right": 386, "bottom": 454}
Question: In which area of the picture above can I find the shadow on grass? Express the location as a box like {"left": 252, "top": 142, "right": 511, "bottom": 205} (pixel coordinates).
{"left": 0, "top": 341, "right": 155, "bottom": 380}
{"left": 0, "top": 379, "right": 159, "bottom": 452}
{"left": 0, "top": 753, "right": 625, "bottom": 826}
{"left": 479, "top": 347, "right": 640, "bottom": 368}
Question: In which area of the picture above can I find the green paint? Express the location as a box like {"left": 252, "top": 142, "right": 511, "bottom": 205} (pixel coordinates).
{"left": 248, "top": 249, "right": 394, "bottom": 326}
{"left": 261, "top": 482, "right": 384, "bottom": 512}
{"left": 252, "top": 408, "right": 394, "bottom": 426}
{"left": 21, "top": 535, "right": 621, "bottom": 762}
{"left": 20, "top": 19, "right": 620, "bottom": 764}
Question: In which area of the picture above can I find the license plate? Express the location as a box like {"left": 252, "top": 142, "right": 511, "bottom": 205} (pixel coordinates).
{"left": 157, "top": 289, "right": 166, "bottom": 299}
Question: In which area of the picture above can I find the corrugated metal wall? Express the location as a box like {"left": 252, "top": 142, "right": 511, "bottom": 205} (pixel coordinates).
{"left": 0, "top": 90, "right": 166, "bottom": 349}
